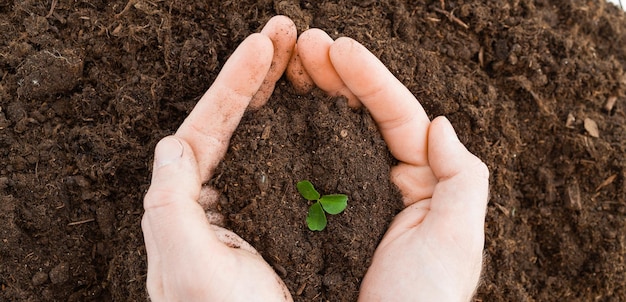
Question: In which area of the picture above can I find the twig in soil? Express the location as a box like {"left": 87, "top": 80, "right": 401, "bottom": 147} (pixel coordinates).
{"left": 115, "top": 0, "right": 137, "bottom": 18}
{"left": 43, "top": 50, "right": 71, "bottom": 64}
{"left": 604, "top": 96, "right": 617, "bottom": 112}
{"left": 433, "top": 7, "right": 469, "bottom": 29}
{"left": 45, "top": 0, "right": 57, "bottom": 18}
{"left": 478, "top": 47, "right": 484, "bottom": 68}
{"left": 595, "top": 174, "right": 617, "bottom": 192}
{"left": 67, "top": 218, "right": 95, "bottom": 226}
{"left": 296, "top": 282, "right": 307, "bottom": 296}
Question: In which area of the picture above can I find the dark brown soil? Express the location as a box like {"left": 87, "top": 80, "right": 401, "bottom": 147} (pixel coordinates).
{"left": 1, "top": 1, "right": 624, "bottom": 301}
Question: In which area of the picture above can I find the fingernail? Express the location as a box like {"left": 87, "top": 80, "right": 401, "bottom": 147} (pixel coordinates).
{"left": 154, "top": 137, "right": 184, "bottom": 169}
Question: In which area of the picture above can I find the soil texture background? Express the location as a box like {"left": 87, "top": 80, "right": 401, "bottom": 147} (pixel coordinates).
{"left": 1, "top": 0, "right": 625, "bottom": 301}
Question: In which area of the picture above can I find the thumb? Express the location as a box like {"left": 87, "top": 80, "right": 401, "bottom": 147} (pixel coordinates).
{"left": 144, "top": 136, "right": 204, "bottom": 215}
{"left": 143, "top": 136, "right": 225, "bottom": 285}
{"left": 427, "top": 116, "right": 489, "bottom": 233}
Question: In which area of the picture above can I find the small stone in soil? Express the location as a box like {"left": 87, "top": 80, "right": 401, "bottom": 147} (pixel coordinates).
{"left": 32, "top": 271, "right": 48, "bottom": 286}
{"left": 49, "top": 262, "right": 69, "bottom": 284}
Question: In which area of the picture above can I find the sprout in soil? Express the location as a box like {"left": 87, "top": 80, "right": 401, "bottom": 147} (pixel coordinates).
{"left": 297, "top": 180, "right": 348, "bottom": 231}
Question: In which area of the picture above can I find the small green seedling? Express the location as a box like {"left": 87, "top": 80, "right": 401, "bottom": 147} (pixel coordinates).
{"left": 297, "top": 180, "right": 348, "bottom": 231}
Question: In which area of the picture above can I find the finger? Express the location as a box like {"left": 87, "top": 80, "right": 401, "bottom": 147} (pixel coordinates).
{"left": 197, "top": 185, "right": 219, "bottom": 210}
{"left": 390, "top": 163, "right": 438, "bottom": 206}
{"left": 250, "top": 15, "right": 297, "bottom": 108}
{"left": 142, "top": 137, "right": 229, "bottom": 281}
{"left": 375, "top": 199, "right": 432, "bottom": 250}
{"left": 211, "top": 225, "right": 260, "bottom": 255}
{"left": 297, "top": 29, "right": 360, "bottom": 107}
{"left": 286, "top": 43, "right": 315, "bottom": 94}
{"left": 329, "top": 37, "right": 431, "bottom": 166}
{"left": 427, "top": 117, "right": 489, "bottom": 236}
{"left": 176, "top": 33, "right": 274, "bottom": 181}
{"left": 197, "top": 186, "right": 226, "bottom": 226}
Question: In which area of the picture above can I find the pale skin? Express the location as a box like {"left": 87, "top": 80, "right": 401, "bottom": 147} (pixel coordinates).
{"left": 142, "top": 15, "right": 489, "bottom": 302}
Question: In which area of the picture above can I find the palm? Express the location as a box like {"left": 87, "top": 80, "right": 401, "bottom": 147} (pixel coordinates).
{"left": 356, "top": 119, "right": 489, "bottom": 301}
{"left": 144, "top": 203, "right": 292, "bottom": 301}
{"left": 202, "top": 240, "right": 291, "bottom": 301}
{"left": 142, "top": 139, "right": 293, "bottom": 302}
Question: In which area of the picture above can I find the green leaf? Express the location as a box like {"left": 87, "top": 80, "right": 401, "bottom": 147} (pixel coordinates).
{"left": 306, "top": 202, "right": 327, "bottom": 231}
{"left": 297, "top": 180, "right": 320, "bottom": 201}
{"left": 319, "top": 194, "right": 348, "bottom": 215}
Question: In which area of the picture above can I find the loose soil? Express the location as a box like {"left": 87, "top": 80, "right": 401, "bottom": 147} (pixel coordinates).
{"left": 1, "top": 0, "right": 625, "bottom": 301}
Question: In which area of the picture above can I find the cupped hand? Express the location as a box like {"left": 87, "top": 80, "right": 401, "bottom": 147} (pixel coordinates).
{"left": 141, "top": 16, "right": 296, "bottom": 301}
{"left": 291, "top": 30, "right": 490, "bottom": 301}
{"left": 142, "top": 14, "right": 489, "bottom": 301}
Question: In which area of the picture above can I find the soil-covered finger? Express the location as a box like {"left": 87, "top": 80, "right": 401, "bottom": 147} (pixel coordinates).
{"left": 251, "top": 15, "right": 297, "bottom": 108}
{"left": 297, "top": 29, "right": 360, "bottom": 107}
{"left": 286, "top": 44, "right": 315, "bottom": 95}
{"left": 175, "top": 33, "right": 273, "bottom": 181}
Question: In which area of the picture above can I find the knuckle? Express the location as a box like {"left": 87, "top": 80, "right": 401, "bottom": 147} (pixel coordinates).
{"left": 472, "top": 160, "right": 490, "bottom": 180}
{"left": 143, "top": 187, "right": 181, "bottom": 211}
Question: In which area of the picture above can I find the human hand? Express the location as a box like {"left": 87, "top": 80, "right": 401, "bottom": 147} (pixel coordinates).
{"left": 290, "top": 30, "right": 489, "bottom": 301}
{"left": 141, "top": 16, "right": 296, "bottom": 301}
